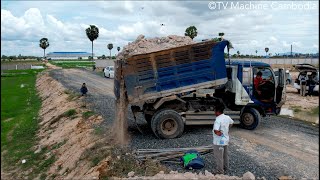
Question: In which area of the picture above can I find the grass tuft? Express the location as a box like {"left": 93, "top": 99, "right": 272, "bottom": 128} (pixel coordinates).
{"left": 82, "top": 111, "right": 95, "bottom": 119}
{"left": 310, "top": 106, "right": 319, "bottom": 115}
{"left": 64, "top": 109, "right": 77, "bottom": 117}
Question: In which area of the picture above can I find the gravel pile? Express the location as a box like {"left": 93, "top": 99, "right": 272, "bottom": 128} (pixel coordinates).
{"left": 117, "top": 34, "right": 195, "bottom": 59}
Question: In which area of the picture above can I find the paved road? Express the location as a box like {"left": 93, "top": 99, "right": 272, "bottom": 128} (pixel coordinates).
{"left": 49, "top": 68, "right": 319, "bottom": 179}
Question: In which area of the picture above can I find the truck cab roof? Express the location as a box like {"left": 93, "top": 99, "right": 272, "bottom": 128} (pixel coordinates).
{"left": 226, "top": 60, "right": 270, "bottom": 67}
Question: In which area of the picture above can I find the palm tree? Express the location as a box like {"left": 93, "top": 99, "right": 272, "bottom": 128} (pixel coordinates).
{"left": 86, "top": 25, "right": 99, "bottom": 60}
{"left": 117, "top": 47, "right": 120, "bottom": 53}
{"left": 107, "top": 43, "right": 113, "bottom": 59}
{"left": 39, "top": 38, "right": 49, "bottom": 59}
{"left": 265, "top": 47, "right": 269, "bottom": 57}
{"left": 255, "top": 50, "right": 258, "bottom": 57}
{"left": 237, "top": 51, "right": 240, "bottom": 57}
{"left": 184, "top": 26, "right": 197, "bottom": 40}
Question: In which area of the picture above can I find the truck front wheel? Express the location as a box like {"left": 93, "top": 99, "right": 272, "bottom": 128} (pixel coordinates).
{"left": 151, "top": 109, "right": 184, "bottom": 139}
{"left": 240, "top": 108, "right": 260, "bottom": 130}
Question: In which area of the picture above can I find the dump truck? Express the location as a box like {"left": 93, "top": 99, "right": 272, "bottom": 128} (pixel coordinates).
{"left": 114, "top": 40, "right": 286, "bottom": 139}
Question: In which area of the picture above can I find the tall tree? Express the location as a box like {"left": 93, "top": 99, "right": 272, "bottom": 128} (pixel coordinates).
{"left": 255, "top": 50, "right": 258, "bottom": 57}
{"left": 86, "top": 25, "right": 99, "bottom": 60}
{"left": 107, "top": 43, "right": 113, "bottom": 58}
{"left": 265, "top": 47, "right": 269, "bottom": 57}
{"left": 184, "top": 26, "right": 197, "bottom": 40}
{"left": 237, "top": 51, "right": 240, "bottom": 57}
{"left": 39, "top": 38, "right": 49, "bottom": 59}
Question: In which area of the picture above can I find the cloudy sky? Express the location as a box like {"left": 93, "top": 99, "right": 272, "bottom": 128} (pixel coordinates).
{"left": 1, "top": 1, "right": 319, "bottom": 56}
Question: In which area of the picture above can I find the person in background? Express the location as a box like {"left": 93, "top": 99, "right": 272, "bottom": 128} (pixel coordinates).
{"left": 212, "top": 104, "right": 234, "bottom": 175}
{"left": 299, "top": 72, "right": 308, "bottom": 96}
{"left": 308, "top": 72, "right": 317, "bottom": 96}
{"left": 80, "top": 83, "right": 88, "bottom": 96}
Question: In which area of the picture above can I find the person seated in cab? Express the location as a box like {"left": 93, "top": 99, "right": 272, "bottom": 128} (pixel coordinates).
{"left": 254, "top": 71, "right": 273, "bottom": 101}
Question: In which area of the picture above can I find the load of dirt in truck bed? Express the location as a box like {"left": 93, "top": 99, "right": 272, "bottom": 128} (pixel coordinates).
{"left": 113, "top": 34, "right": 195, "bottom": 145}
{"left": 117, "top": 34, "right": 195, "bottom": 59}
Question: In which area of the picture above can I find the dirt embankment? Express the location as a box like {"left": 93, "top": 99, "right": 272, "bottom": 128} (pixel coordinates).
{"left": 36, "top": 72, "right": 113, "bottom": 179}
{"left": 35, "top": 71, "right": 167, "bottom": 179}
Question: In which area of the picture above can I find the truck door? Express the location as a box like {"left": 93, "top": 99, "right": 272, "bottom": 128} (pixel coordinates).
{"left": 275, "top": 68, "right": 286, "bottom": 106}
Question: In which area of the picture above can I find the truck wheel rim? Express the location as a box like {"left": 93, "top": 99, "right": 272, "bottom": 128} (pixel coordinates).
{"left": 161, "top": 118, "right": 178, "bottom": 136}
{"left": 242, "top": 113, "right": 254, "bottom": 126}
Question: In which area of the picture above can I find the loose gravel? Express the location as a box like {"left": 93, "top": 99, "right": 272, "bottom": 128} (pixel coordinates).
{"left": 49, "top": 68, "right": 319, "bottom": 180}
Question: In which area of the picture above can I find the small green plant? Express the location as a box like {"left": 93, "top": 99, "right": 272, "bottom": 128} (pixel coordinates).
{"left": 310, "top": 106, "right": 319, "bottom": 115}
{"left": 51, "top": 140, "right": 67, "bottom": 150}
{"left": 64, "top": 109, "right": 76, "bottom": 117}
{"left": 40, "top": 173, "right": 47, "bottom": 180}
{"left": 80, "top": 141, "right": 111, "bottom": 167}
{"left": 94, "top": 126, "right": 104, "bottom": 135}
{"left": 292, "top": 106, "right": 302, "bottom": 113}
{"left": 91, "top": 156, "right": 101, "bottom": 166}
{"left": 82, "top": 111, "right": 95, "bottom": 119}
{"left": 66, "top": 91, "right": 79, "bottom": 101}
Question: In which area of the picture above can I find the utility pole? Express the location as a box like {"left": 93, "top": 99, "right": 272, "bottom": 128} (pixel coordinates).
{"left": 291, "top": 44, "right": 293, "bottom": 65}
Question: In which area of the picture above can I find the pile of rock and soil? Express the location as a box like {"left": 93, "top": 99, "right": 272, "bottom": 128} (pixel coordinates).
{"left": 117, "top": 34, "right": 195, "bottom": 59}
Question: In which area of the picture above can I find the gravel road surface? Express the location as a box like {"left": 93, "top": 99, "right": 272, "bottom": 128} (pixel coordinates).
{"left": 49, "top": 68, "right": 319, "bottom": 179}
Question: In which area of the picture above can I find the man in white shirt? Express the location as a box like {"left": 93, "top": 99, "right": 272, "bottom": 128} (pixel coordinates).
{"left": 212, "top": 105, "right": 234, "bottom": 174}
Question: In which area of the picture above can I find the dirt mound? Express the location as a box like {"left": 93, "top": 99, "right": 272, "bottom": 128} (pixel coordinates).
{"left": 36, "top": 72, "right": 108, "bottom": 179}
{"left": 117, "top": 34, "right": 195, "bottom": 59}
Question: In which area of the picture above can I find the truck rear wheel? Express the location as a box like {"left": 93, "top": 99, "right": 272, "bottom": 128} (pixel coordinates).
{"left": 240, "top": 108, "right": 260, "bottom": 130}
{"left": 151, "top": 109, "right": 184, "bottom": 139}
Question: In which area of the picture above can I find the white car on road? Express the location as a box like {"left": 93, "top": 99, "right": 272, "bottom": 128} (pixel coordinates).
{"left": 104, "top": 66, "right": 114, "bottom": 78}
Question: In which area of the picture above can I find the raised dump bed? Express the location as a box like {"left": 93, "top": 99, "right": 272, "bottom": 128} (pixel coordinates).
{"left": 114, "top": 40, "right": 231, "bottom": 104}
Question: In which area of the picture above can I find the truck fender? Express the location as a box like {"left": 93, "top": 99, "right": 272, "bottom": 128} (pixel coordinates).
{"left": 153, "top": 95, "right": 186, "bottom": 110}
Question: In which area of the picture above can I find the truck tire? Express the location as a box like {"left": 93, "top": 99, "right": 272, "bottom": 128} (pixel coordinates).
{"left": 240, "top": 108, "right": 260, "bottom": 130}
{"left": 151, "top": 109, "right": 184, "bottom": 139}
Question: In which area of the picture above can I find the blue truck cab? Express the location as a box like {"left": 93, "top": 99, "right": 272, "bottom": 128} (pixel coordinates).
{"left": 114, "top": 40, "right": 286, "bottom": 139}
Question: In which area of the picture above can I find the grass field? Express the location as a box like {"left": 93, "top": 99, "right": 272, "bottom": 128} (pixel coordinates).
{"left": 1, "top": 69, "right": 54, "bottom": 179}
{"left": 49, "top": 60, "right": 95, "bottom": 68}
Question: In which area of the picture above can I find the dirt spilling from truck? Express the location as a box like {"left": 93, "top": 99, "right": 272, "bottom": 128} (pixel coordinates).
{"left": 112, "top": 34, "right": 195, "bottom": 144}
{"left": 112, "top": 80, "right": 130, "bottom": 145}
